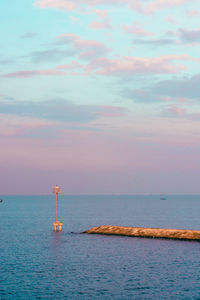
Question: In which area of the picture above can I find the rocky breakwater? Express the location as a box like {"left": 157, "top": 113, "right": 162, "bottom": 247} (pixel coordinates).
{"left": 83, "top": 225, "right": 200, "bottom": 240}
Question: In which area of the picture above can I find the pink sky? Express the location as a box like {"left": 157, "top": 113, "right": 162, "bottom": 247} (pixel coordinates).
{"left": 1, "top": 0, "right": 200, "bottom": 194}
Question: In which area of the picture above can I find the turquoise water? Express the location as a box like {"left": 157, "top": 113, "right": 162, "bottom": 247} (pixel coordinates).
{"left": 1, "top": 195, "right": 200, "bottom": 299}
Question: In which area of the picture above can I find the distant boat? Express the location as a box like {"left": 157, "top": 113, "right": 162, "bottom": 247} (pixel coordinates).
{"left": 160, "top": 197, "right": 167, "bottom": 200}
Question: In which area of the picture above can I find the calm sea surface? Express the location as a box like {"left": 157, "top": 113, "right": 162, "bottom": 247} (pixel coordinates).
{"left": 1, "top": 195, "right": 200, "bottom": 299}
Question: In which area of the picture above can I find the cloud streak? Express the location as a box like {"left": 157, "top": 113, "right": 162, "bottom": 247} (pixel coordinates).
{"left": 153, "top": 74, "right": 200, "bottom": 99}
{"left": 123, "top": 74, "right": 200, "bottom": 104}
{"left": 162, "top": 104, "right": 200, "bottom": 120}
{"left": 179, "top": 28, "right": 200, "bottom": 43}
{"left": 86, "top": 54, "right": 189, "bottom": 76}
{"left": 34, "top": 0, "right": 191, "bottom": 14}
{"left": 140, "top": 0, "right": 191, "bottom": 15}
{"left": 31, "top": 48, "right": 76, "bottom": 63}
{"left": 133, "top": 38, "right": 177, "bottom": 46}
{"left": 123, "top": 21, "right": 154, "bottom": 37}
{"left": 20, "top": 32, "right": 37, "bottom": 39}
{"left": 3, "top": 53, "right": 193, "bottom": 79}
{"left": 56, "top": 33, "right": 111, "bottom": 60}
{"left": 132, "top": 28, "right": 200, "bottom": 46}
{"left": 2, "top": 69, "right": 66, "bottom": 78}
{"left": 0, "top": 98, "right": 125, "bottom": 123}
{"left": 89, "top": 9, "right": 112, "bottom": 30}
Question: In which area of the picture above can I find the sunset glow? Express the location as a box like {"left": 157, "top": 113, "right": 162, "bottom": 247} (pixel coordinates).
{"left": 1, "top": 0, "right": 200, "bottom": 194}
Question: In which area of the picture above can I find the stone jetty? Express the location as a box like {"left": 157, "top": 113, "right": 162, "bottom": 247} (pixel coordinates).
{"left": 83, "top": 225, "right": 200, "bottom": 241}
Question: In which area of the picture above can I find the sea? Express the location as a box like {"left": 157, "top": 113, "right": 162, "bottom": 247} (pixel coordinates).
{"left": 1, "top": 194, "right": 200, "bottom": 299}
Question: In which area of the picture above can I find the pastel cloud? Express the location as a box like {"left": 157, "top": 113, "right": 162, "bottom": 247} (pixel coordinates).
{"left": 163, "top": 104, "right": 200, "bottom": 120}
{"left": 56, "top": 33, "right": 111, "bottom": 60}
{"left": 31, "top": 48, "right": 76, "bottom": 63}
{"left": 56, "top": 61, "right": 84, "bottom": 71}
{"left": 95, "top": 9, "right": 109, "bottom": 18}
{"left": 153, "top": 74, "right": 200, "bottom": 99}
{"left": 132, "top": 28, "right": 200, "bottom": 46}
{"left": 123, "top": 21, "right": 154, "bottom": 37}
{"left": 121, "top": 89, "right": 188, "bottom": 104}
{"left": 89, "top": 9, "right": 112, "bottom": 30}
{"left": 140, "top": 0, "right": 191, "bottom": 15}
{"left": 3, "top": 53, "right": 194, "bottom": 79}
{"left": 34, "top": 0, "right": 191, "bottom": 14}
{"left": 2, "top": 61, "right": 85, "bottom": 78}
{"left": 86, "top": 54, "right": 189, "bottom": 76}
{"left": 30, "top": 34, "right": 109, "bottom": 64}
{"left": 165, "top": 104, "right": 186, "bottom": 116}
{"left": 123, "top": 89, "right": 162, "bottom": 103}
{"left": 2, "top": 69, "right": 66, "bottom": 78}
{"left": 133, "top": 38, "right": 177, "bottom": 46}
{"left": 95, "top": 105, "right": 125, "bottom": 118}
{"left": 179, "top": 28, "right": 200, "bottom": 43}
{"left": 34, "top": 0, "right": 131, "bottom": 12}
{"left": 0, "top": 98, "right": 125, "bottom": 123}
{"left": 0, "top": 59, "right": 14, "bottom": 65}
{"left": 89, "top": 21, "right": 111, "bottom": 30}
{"left": 165, "top": 16, "right": 178, "bottom": 24}
{"left": 187, "top": 10, "right": 200, "bottom": 16}
{"left": 35, "top": 0, "right": 78, "bottom": 11}
{"left": 123, "top": 73, "right": 200, "bottom": 104}
{"left": 0, "top": 114, "right": 56, "bottom": 137}
{"left": 20, "top": 32, "right": 37, "bottom": 39}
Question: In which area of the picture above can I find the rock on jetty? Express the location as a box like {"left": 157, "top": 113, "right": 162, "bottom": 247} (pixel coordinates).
{"left": 83, "top": 225, "right": 200, "bottom": 240}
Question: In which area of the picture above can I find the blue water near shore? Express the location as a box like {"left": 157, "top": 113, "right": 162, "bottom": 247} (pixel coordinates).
{"left": 1, "top": 195, "right": 200, "bottom": 299}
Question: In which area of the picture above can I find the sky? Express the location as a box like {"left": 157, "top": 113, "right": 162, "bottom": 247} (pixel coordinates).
{"left": 1, "top": 0, "right": 200, "bottom": 194}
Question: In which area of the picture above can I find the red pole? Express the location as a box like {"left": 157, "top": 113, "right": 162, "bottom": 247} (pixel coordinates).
{"left": 56, "top": 192, "right": 58, "bottom": 222}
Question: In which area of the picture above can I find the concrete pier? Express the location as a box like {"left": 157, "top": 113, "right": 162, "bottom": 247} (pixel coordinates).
{"left": 83, "top": 225, "right": 200, "bottom": 241}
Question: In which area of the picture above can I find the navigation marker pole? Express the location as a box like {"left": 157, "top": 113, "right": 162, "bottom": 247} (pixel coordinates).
{"left": 53, "top": 185, "right": 63, "bottom": 232}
